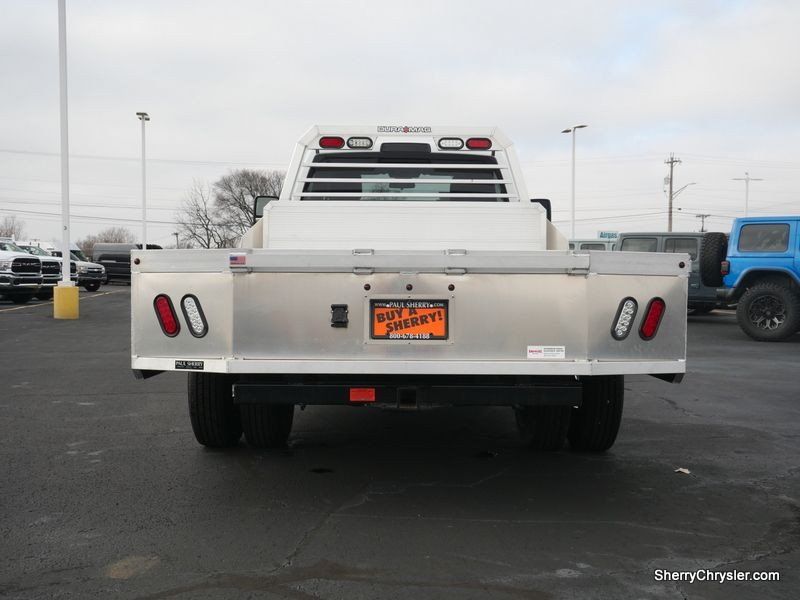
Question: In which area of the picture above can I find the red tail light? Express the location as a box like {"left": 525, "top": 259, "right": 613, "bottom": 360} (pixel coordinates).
{"left": 154, "top": 294, "right": 180, "bottom": 337}
{"left": 720, "top": 260, "right": 730, "bottom": 276}
{"left": 319, "top": 136, "right": 345, "bottom": 149}
{"left": 639, "top": 298, "right": 666, "bottom": 341}
{"left": 466, "top": 137, "right": 492, "bottom": 150}
{"left": 349, "top": 388, "right": 376, "bottom": 403}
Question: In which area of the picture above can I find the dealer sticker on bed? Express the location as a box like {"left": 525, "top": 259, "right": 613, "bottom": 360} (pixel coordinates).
{"left": 175, "top": 360, "right": 204, "bottom": 370}
{"left": 526, "top": 346, "right": 566, "bottom": 359}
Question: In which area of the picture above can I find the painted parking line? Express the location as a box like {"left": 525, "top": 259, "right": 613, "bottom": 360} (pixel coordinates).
{"left": 0, "top": 290, "right": 125, "bottom": 313}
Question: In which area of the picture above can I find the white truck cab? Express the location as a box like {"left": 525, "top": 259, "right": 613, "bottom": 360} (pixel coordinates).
{"left": 131, "top": 126, "right": 689, "bottom": 453}
{"left": 0, "top": 240, "right": 42, "bottom": 304}
{"left": 1, "top": 240, "right": 74, "bottom": 300}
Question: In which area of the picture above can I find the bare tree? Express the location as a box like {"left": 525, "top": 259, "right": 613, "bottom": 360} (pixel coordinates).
{"left": 213, "top": 169, "right": 285, "bottom": 239}
{"left": 76, "top": 227, "right": 135, "bottom": 257}
{"left": 176, "top": 169, "right": 285, "bottom": 248}
{"left": 0, "top": 215, "right": 25, "bottom": 239}
{"left": 177, "top": 181, "right": 232, "bottom": 249}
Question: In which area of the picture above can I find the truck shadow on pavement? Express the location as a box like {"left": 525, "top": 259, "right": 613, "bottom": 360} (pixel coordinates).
{"left": 138, "top": 405, "right": 798, "bottom": 599}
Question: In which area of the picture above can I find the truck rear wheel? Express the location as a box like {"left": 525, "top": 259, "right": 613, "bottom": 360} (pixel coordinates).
{"left": 568, "top": 375, "right": 624, "bottom": 452}
{"left": 736, "top": 282, "right": 800, "bottom": 342}
{"left": 240, "top": 404, "right": 294, "bottom": 449}
{"left": 188, "top": 373, "right": 242, "bottom": 448}
{"left": 514, "top": 405, "right": 571, "bottom": 451}
{"left": 699, "top": 232, "right": 728, "bottom": 287}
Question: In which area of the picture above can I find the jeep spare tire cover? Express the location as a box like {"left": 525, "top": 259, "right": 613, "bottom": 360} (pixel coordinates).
{"left": 700, "top": 232, "right": 728, "bottom": 287}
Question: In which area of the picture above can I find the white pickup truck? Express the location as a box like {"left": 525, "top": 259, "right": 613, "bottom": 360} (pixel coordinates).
{"left": 132, "top": 126, "right": 688, "bottom": 452}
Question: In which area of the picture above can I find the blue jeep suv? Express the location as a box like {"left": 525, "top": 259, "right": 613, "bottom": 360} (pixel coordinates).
{"left": 700, "top": 216, "right": 800, "bottom": 341}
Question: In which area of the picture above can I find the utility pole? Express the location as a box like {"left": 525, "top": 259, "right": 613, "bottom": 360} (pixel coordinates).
{"left": 696, "top": 213, "right": 710, "bottom": 232}
{"left": 665, "top": 153, "right": 681, "bottom": 232}
{"left": 173, "top": 232, "right": 179, "bottom": 248}
{"left": 732, "top": 172, "right": 763, "bottom": 216}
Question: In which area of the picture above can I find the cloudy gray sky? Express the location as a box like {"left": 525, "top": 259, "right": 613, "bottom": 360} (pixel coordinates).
{"left": 1, "top": 0, "right": 798, "bottom": 245}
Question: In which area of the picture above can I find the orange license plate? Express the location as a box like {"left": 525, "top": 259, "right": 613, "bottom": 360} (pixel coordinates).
{"left": 370, "top": 300, "right": 448, "bottom": 340}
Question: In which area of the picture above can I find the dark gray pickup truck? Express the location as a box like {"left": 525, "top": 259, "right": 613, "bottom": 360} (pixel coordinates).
{"left": 615, "top": 231, "right": 721, "bottom": 313}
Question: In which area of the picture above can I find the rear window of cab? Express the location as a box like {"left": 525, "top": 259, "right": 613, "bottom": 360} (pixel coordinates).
{"left": 738, "top": 223, "right": 790, "bottom": 252}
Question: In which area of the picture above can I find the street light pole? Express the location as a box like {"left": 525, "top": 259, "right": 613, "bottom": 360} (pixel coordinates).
{"left": 53, "top": 0, "right": 78, "bottom": 319}
{"left": 561, "top": 124, "right": 587, "bottom": 239}
{"left": 732, "top": 172, "right": 763, "bottom": 216}
{"left": 173, "top": 232, "right": 179, "bottom": 248}
{"left": 136, "top": 112, "right": 150, "bottom": 249}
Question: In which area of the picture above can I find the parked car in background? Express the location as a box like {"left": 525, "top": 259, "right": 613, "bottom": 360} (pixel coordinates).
{"left": 48, "top": 250, "right": 106, "bottom": 291}
{"left": 700, "top": 216, "right": 800, "bottom": 341}
{"left": 569, "top": 238, "right": 615, "bottom": 251}
{"left": 93, "top": 243, "right": 161, "bottom": 284}
{"left": 615, "top": 231, "right": 721, "bottom": 314}
{"left": 0, "top": 241, "right": 42, "bottom": 304}
{"left": 19, "top": 240, "right": 88, "bottom": 262}
{"left": 2, "top": 240, "right": 76, "bottom": 299}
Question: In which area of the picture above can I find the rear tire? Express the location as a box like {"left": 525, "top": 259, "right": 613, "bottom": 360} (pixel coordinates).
{"left": 514, "top": 405, "right": 571, "bottom": 451}
{"left": 699, "top": 232, "right": 728, "bottom": 287}
{"left": 240, "top": 404, "right": 294, "bottom": 449}
{"left": 568, "top": 375, "right": 624, "bottom": 452}
{"left": 11, "top": 294, "right": 35, "bottom": 304}
{"left": 188, "top": 373, "right": 242, "bottom": 448}
{"left": 736, "top": 282, "right": 800, "bottom": 342}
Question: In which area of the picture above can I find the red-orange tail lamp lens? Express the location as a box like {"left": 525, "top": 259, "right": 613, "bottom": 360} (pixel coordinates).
{"left": 154, "top": 294, "right": 180, "bottom": 337}
{"left": 639, "top": 298, "right": 666, "bottom": 341}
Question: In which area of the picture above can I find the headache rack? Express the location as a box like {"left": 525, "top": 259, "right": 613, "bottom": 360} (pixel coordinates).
{"left": 281, "top": 126, "right": 530, "bottom": 203}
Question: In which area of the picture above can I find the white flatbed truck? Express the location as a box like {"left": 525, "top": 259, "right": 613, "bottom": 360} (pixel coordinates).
{"left": 132, "top": 126, "right": 688, "bottom": 452}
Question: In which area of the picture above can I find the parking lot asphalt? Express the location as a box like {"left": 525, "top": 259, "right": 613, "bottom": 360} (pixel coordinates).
{"left": 1, "top": 288, "right": 798, "bottom": 600}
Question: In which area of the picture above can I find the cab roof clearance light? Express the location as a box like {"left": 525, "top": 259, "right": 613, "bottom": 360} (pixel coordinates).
{"left": 611, "top": 297, "right": 638, "bottom": 341}
{"left": 438, "top": 137, "right": 464, "bottom": 150}
{"left": 639, "top": 297, "right": 666, "bottom": 341}
{"left": 154, "top": 294, "right": 180, "bottom": 337}
{"left": 347, "top": 137, "right": 373, "bottom": 149}
{"left": 319, "top": 136, "right": 345, "bottom": 149}
{"left": 466, "top": 137, "right": 492, "bottom": 150}
{"left": 181, "top": 294, "right": 208, "bottom": 338}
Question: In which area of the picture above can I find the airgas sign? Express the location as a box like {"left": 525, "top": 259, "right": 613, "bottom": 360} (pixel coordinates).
{"left": 598, "top": 231, "right": 619, "bottom": 240}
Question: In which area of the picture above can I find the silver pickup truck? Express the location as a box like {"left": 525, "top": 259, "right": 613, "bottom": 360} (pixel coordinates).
{"left": 132, "top": 126, "right": 688, "bottom": 453}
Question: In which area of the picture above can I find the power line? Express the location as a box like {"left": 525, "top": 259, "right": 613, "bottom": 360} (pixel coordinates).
{"left": 682, "top": 153, "right": 800, "bottom": 169}
{"left": 0, "top": 173, "right": 187, "bottom": 192}
{"left": 0, "top": 196, "right": 179, "bottom": 211}
{"left": 0, "top": 148, "right": 286, "bottom": 169}
{"left": 0, "top": 206, "right": 183, "bottom": 226}
{"left": 553, "top": 211, "right": 667, "bottom": 224}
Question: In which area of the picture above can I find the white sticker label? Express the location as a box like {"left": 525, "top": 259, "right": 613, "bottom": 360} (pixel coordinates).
{"left": 527, "top": 345, "right": 566, "bottom": 359}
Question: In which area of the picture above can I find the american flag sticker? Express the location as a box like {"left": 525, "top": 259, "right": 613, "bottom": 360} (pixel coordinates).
{"left": 229, "top": 253, "right": 247, "bottom": 266}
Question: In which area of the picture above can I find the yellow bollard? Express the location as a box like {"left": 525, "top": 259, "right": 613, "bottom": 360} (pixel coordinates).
{"left": 53, "top": 284, "right": 79, "bottom": 319}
